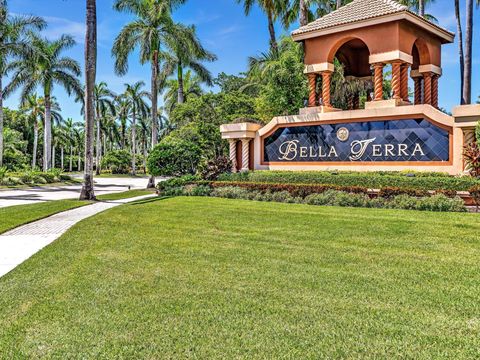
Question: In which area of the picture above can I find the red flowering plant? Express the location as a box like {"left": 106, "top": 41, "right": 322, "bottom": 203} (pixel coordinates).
{"left": 464, "top": 141, "right": 480, "bottom": 178}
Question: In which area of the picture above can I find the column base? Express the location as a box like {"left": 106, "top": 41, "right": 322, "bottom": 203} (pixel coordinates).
{"left": 365, "top": 99, "right": 411, "bottom": 110}
{"left": 300, "top": 106, "right": 342, "bottom": 115}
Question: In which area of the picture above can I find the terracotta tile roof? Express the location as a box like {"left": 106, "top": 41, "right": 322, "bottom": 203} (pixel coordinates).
{"left": 292, "top": 0, "right": 450, "bottom": 38}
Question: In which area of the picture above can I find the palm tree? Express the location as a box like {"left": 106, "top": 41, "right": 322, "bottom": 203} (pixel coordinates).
{"left": 283, "top": 0, "right": 335, "bottom": 29}
{"left": 120, "top": 81, "right": 149, "bottom": 175}
{"left": 162, "top": 25, "right": 216, "bottom": 105}
{"left": 5, "top": 34, "right": 82, "bottom": 171}
{"left": 0, "top": 0, "right": 45, "bottom": 167}
{"left": 163, "top": 70, "right": 203, "bottom": 113}
{"left": 236, "top": 0, "right": 288, "bottom": 53}
{"left": 93, "top": 82, "right": 116, "bottom": 175}
{"left": 80, "top": 0, "right": 97, "bottom": 200}
{"left": 454, "top": 0, "right": 465, "bottom": 104}
{"left": 116, "top": 96, "right": 130, "bottom": 149}
{"left": 113, "top": 0, "right": 187, "bottom": 187}
{"left": 22, "top": 94, "right": 43, "bottom": 169}
{"left": 63, "top": 118, "right": 76, "bottom": 172}
{"left": 454, "top": 0, "right": 479, "bottom": 104}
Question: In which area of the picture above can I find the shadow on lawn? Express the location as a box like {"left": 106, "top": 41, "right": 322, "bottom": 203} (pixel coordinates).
{"left": 127, "top": 196, "right": 170, "bottom": 206}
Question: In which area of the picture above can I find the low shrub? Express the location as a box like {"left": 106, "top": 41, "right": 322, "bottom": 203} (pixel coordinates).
{"left": 200, "top": 156, "right": 232, "bottom": 181}
{"left": 471, "top": 185, "right": 480, "bottom": 211}
{"left": 101, "top": 150, "right": 132, "bottom": 174}
{"left": 416, "top": 194, "right": 466, "bottom": 212}
{"left": 219, "top": 171, "right": 479, "bottom": 191}
{"left": 207, "top": 181, "right": 368, "bottom": 198}
{"left": 379, "top": 187, "right": 429, "bottom": 199}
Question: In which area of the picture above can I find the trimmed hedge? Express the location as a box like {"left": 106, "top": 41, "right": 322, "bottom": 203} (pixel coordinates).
{"left": 165, "top": 184, "right": 467, "bottom": 212}
{"left": 218, "top": 171, "right": 480, "bottom": 192}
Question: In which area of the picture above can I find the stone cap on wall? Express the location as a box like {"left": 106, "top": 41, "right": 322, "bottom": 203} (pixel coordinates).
{"left": 220, "top": 122, "right": 262, "bottom": 140}
{"left": 452, "top": 105, "right": 480, "bottom": 128}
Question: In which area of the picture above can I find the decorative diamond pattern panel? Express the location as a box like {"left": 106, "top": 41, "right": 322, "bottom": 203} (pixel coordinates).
{"left": 263, "top": 119, "right": 450, "bottom": 163}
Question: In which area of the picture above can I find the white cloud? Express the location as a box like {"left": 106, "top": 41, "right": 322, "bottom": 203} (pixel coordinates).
{"left": 42, "top": 16, "right": 86, "bottom": 43}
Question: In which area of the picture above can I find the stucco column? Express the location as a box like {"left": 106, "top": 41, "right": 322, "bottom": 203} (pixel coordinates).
{"left": 228, "top": 139, "right": 237, "bottom": 173}
{"left": 241, "top": 139, "right": 250, "bottom": 172}
{"left": 391, "top": 61, "right": 402, "bottom": 100}
{"left": 432, "top": 74, "right": 439, "bottom": 108}
{"left": 413, "top": 77, "right": 423, "bottom": 105}
{"left": 373, "top": 63, "right": 384, "bottom": 101}
{"left": 321, "top": 71, "right": 332, "bottom": 107}
{"left": 400, "top": 63, "right": 410, "bottom": 102}
{"left": 307, "top": 73, "right": 317, "bottom": 107}
{"left": 423, "top": 72, "right": 433, "bottom": 106}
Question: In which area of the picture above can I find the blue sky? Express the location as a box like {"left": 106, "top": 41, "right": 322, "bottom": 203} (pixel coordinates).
{"left": 4, "top": 0, "right": 480, "bottom": 119}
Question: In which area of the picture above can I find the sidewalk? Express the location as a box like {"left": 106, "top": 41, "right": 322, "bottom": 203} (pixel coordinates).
{"left": 0, "top": 194, "right": 156, "bottom": 278}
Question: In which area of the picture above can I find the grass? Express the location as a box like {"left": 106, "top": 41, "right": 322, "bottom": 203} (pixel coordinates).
{"left": 0, "top": 197, "right": 479, "bottom": 358}
{"left": 96, "top": 189, "right": 155, "bottom": 201}
{"left": 0, "top": 200, "right": 91, "bottom": 234}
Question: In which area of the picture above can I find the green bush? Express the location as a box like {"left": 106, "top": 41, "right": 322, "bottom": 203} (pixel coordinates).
{"left": 416, "top": 194, "right": 466, "bottom": 212}
{"left": 101, "top": 150, "right": 132, "bottom": 174}
{"left": 219, "top": 171, "right": 480, "bottom": 191}
{"left": 148, "top": 140, "right": 201, "bottom": 177}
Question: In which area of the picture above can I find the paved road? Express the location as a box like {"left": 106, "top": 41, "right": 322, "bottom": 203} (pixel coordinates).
{"left": 0, "top": 177, "right": 163, "bottom": 208}
{"left": 0, "top": 194, "right": 157, "bottom": 277}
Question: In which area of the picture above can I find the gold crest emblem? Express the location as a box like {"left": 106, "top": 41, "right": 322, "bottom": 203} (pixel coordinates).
{"left": 337, "top": 127, "right": 349, "bottom": 142}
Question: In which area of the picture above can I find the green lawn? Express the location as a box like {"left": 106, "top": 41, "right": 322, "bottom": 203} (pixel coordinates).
{"left": 0, "top": 197, "right": 479, "bottom": 358}
{"left": 0, "top": 200, "right": 91, "bottom": 234}
{"left": 96, "top": 189, "right": 155, "bottom": 201}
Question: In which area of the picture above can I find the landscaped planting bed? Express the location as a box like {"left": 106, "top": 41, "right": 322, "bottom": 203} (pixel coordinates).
{"left": 157, "top": 177, "right": 472, "bottom": 212}
{"left": 219, "top": 171, "right": 480, "bottom": 191}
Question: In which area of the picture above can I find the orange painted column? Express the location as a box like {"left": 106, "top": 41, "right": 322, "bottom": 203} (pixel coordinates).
{"left": 373, "top": 63, "right": 384, "bottom": 101}
{"left": 228, "top": 139, "right": 237, "bottom": 173}
{"left": 400, "top": 63, "right": 410, "bottom": 102}
{"left": 307, "top": 73, "right": 317, "bottom": 107}
{"left": 413, "top": 77, "right": 422, "bottom": 104}
{"left": 391, "top": 61, "right": 402, "bottom": 100}
{"left": 432, "top": 75, "right": 439, "bottom": 108}
{"left": 423, "top": 72, "right": 432, "bottom": 106}
{"left": 321, "top": 71, "right": 332, "bottom": 107}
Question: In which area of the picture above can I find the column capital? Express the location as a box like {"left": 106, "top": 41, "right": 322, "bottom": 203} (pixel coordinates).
{"left": 419, "top": 64, "right": 442, "bottom": 76}
{"left": 304, "top": 62, "right": 334, "bottom": 74}
{"left": 369, "top": 50, "right": 413, "bottom": 65}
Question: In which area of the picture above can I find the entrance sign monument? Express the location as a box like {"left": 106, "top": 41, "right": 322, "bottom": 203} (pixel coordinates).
{"left": 220, "top": 0, "right": 480, "bottom": 175}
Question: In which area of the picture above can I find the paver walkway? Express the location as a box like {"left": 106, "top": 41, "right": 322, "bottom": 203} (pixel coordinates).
{"left": 0, "top": 194, "right": 156, "bottom": 278}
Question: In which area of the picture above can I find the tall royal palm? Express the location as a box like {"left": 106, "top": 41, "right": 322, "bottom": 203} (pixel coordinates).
{"left": 163, "top": 25, "right": 216, "bottom": 105}
{"left": 120, "top": 81, "right": 149, "bottom": 175}
{"left": 236, "top": 0, "right": 288, "bottom": 53}
{"left": 113, "top": 0, "right": 186, "bottom": 187}
{"left": 0, "top": 0, "right": 45, "bottom": 166}
{"left": 80, "top": 0, "right": 97, "bottom": 200}
{"left": 93, "top": 82, "right": 116, "bottom": 175}
{"left": 5, "top": 34, "right": 82, "bottom": 171}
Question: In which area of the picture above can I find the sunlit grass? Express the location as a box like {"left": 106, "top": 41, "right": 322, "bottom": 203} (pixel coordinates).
{"left": 0, "top": 197, "right": 479, "bottom": 358}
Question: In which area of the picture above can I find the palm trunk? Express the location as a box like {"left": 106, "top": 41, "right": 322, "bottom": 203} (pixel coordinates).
{"left": 69, "top": 145, "right": 73, "bottom": 172}
{"left": 463, "top": 0, "right": 473, "bottom": 104}
{"left": 454, "top": 0, "right": 465, "bottom": 105}
{"left": 43, "top": 94, "right": 52, "bottom": 171}
{"left": 32, "top": 119, "right": 38, "bottom": 169}
{"left": 0, "top": 76, "right": 3, "bottom": 167}
{"left": 177, "top": 63, "right": 185, "bottom": 105}
{"left": 299, "top": 0, "right": 308, "bottom": 27}
{"left": 336, "top": 0, "right": 342, "bottom": 10}
{"left": 52, "top": 144, "right": 56, "bottom": 168}
{"left": 148, "top": 52, "right": 159, "bottom": 188}
{"left": 267, "top": 10, "right": 277, "bottom": 53}
{"left": 78, "top": 149, "right": 82, "bottom": 171}
{"left": 80, "top": 0, "right": 97, "bottom": 200}
{"left": 131, "top": 109, "right": 136, "bottom": 176}
{"left": 143, "top": 135, "right": 147, "bottom": 174}
{"left": 61, "top": 147, "right": 64, "bottom": 170}
{"left": 418, "top": 0, "right": 424, "bottom": 17}
{"left": 95, "top": 113, "right": 101, "bottom": 175}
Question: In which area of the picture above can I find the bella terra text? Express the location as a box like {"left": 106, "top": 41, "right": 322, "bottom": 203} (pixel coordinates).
{"left": 278, "top": 138, "right": 426, "bottom": 162}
